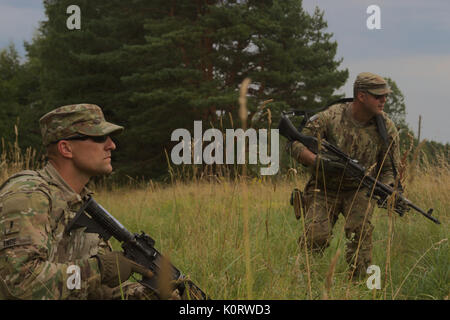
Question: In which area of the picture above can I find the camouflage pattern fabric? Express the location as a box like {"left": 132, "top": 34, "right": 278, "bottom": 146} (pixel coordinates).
{"left": 289, "top": 102, "right": 401, "bottom": 275}
{"left": 39, "top": 104, "right": 123, "bottom": 146}
{"left": 290, "top": 102, "right": 401, "bottom": 190}
{"left": 299, "top": 188, "right": 375, "bottom": 276}
{"left": 354, "top": 72, "right": 392, "bottom": 95}
{"left": 0, "top": 163, "right": 152, "bottom": 299}
{"left": 89, "top": 281, "right": 159, "bottom": 300}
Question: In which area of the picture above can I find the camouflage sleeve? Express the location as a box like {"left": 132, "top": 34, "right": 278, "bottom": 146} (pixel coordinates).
{"left": 287, "top": 112, "right": 328, "bottom": 163}
{"left": 379, "top": 119, "right": 401, "bottom": 186}
{"left": 0, "top": 191, "right": 102, "bottom": 300}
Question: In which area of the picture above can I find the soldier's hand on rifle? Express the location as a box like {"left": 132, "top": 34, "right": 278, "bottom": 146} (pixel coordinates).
{"left": 388, "top": 193, "right": 410, "bottom": 216}
{"left": 96, "top": 251, "right": 154, "bottom": 288}
{"left": 315, "top": 153, "right": 347, "bottom": 175}
{"left": 374, "top": 184, "right": 410, "bottom": 216}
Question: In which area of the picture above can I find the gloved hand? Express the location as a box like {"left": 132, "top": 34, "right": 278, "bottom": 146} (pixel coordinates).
{"left": 88, "top": 284, "right": 116, "bottom": 300}
{"left": 373, "top": 183, "right": 409, "bottom": 216}
{"left": 387, "top": 184, "right": 409, "bottom": 216}
{"left": 314, "top": 153, "right": 346, "bottom": 175}
{"left": 96, "top": 251, "right": 153, "bottom": 288}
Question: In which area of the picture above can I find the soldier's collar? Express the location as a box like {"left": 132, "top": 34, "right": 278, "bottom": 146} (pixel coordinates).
{"left": 346, "top": 103, "right": 376, "bottom": 127}
{"left": 40, "top": 162, "right": 92, "bottom": 203}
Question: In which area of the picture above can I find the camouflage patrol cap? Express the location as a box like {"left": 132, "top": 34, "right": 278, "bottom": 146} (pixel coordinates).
{"left": 354, "top": 72, "right": 392, "bottom": 95}
{"left": 39, "top": 104, "right": 124, "bottom": 146}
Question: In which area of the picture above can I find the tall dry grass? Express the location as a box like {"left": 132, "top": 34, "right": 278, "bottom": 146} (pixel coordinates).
{"left": 0, "top": 125, "right": 43, "bottom": 183}
{"left": 1, "top": 112, "right": 448, "bottom": 300}
{"left": 93, "top": 159, "right": 448, "bottom": 299}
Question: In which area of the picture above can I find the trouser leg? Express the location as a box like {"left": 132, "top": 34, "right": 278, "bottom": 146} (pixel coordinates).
{"left": 299, "top": 188, "right": 340, "bottom": 253}
{"left": 342, "top": 190, "right": 375, "bottom": 276}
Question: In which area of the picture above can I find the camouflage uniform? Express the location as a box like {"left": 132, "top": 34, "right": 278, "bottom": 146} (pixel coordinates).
{"left": 0, "top": 104, "right": 151, "bottom": 299}
{"left": 289, "top": 73, "right": 401, "bottom": 275}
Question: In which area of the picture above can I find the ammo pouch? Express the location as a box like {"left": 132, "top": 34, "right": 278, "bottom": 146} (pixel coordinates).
{"left": 290, "top": 188, "right": 306, "bottom": 220}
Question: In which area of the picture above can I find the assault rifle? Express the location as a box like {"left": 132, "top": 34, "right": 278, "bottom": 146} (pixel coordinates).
{"left": 278, "top": 113, "right": 440, "bottom": 225}
{"left": 66, "top": 196, "right": 209, "bottom": 299}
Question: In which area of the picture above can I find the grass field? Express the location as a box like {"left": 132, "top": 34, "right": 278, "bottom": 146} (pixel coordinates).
{"left": 1, "top": 134, "right": 448, "bottom": 300}
{"left": 93, "top": 166, "right": 449, "bottom": 300}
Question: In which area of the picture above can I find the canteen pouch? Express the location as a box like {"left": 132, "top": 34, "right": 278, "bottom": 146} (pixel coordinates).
{"left": 290, "top": 188, "right": 306, "bottom": 220}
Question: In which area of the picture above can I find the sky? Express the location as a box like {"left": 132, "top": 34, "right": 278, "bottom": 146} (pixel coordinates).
{"left": 0, "top": 0, "right": 449, "bottom": 144}
{"left": 302, "top": 0, "right": 450, "bottom": 144}
{"left": 0, "top": 1, "right": 44, "bottom": 54}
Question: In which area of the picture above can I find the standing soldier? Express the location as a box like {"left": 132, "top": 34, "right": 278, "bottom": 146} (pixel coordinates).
{"left": 288, "top": 72, "right": 401, "bottom": 278}
{"left": 0, "top": 104, "right": 179, "bottom": 299}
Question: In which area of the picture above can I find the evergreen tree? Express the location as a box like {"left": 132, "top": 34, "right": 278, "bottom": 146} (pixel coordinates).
{"left": 125, "top": 0, "right": 348, "bottom": 178}
{"left": 29, "top": 0, "right": 149, "bottom": 177}
{"left": 384, "top": 77, "right": 406, "bottom": 128}
{"left": 35, "top": 0, "right": 146, "bottom": 112}
{"left": 25, "top": 0, "right": 348, "bottom": 179}
{"left": 5, "top": 1, "right": 446, "bottom": 178}
{"left": 0, "top": 43, "right": 42, "bottom": 154}
{"left": 0, "top": 44, "right": 22, "bottom": 144}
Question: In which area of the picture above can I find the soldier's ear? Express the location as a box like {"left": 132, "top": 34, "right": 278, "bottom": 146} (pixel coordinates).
{"left": 355, "top": 91, "right": 365, "bottom": 103}
{"left": 57, "top": 140, "right": 74, "bottom": 159}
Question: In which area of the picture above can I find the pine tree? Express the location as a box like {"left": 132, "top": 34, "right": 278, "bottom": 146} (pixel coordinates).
{"left": 27, "top": 0, "right": 349, "bottom": 179}
{"left": 124, "top": 0, "right": 348, "bottom": 178}
{"left": 0, "top": 43, "right": 42, "bottom": 153}
{"left": 0, "top": 44, "right": 22, "bottom": 144}
{"left": 384, "top": 77, "right": 406, "bottom": 128}
{"left": 30, "top": 0, "right": 150, "bottom": 177}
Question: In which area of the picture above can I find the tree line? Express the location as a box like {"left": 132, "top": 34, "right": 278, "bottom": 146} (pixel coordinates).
{"left": 0, "top": 0, "right": 447, "bottom": 181}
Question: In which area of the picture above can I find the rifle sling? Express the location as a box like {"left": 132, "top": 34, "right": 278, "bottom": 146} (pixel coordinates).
{"left": 328, "top": 98, "right": 399, "bottom": 183}
{"left": 286, "top": 97, "right": 399, "bottom": 182}
{"left": 375, "top": 114, "right": 399, "bottom": 183}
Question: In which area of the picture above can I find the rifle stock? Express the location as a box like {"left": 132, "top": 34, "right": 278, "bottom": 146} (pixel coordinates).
{"left": 278, "top": 114, "right": 319, "bottom": 152}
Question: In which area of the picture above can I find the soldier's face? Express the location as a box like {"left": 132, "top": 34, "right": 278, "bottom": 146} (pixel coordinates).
{"left": 362, "top": 92, "right": 387, "bottom": 115}
{"left": 70, "top": 136, "right": 117, "bottom": 176}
